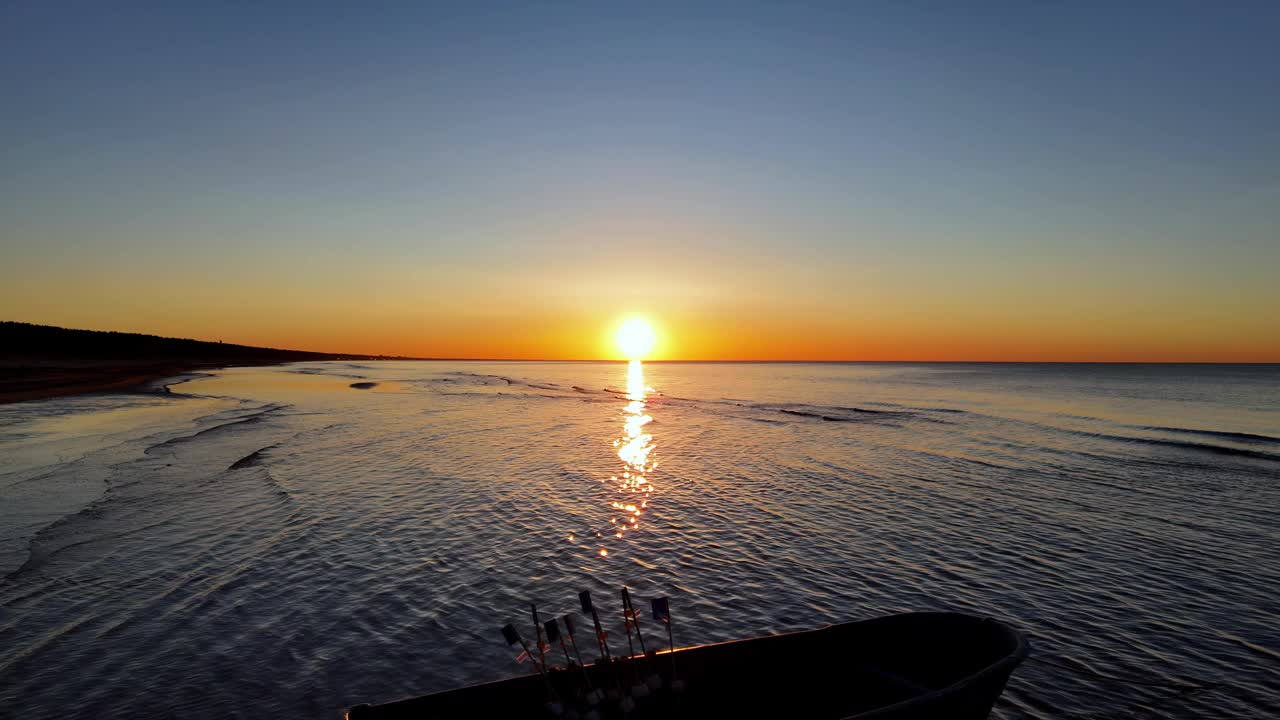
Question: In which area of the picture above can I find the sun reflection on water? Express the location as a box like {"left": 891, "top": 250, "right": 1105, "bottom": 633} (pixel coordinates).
{"left": 597, "top": 359, "right": 655, "bottom": 556}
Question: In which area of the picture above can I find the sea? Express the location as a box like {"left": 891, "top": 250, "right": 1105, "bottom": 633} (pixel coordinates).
{"left": 1, "top": 361, "right": 1277, "bottom": 719}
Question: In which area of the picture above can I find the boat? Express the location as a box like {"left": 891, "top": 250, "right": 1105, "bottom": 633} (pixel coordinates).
{"left": 347, "top": 611, "right": 1028, "bottom": 719}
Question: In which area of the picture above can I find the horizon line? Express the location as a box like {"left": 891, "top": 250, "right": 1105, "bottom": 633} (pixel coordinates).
{"left": 6, "top": 321, "right": 1277, "bottom": 365}
{"left": 363, "top": 357, "right": 1280, "bottom": 365}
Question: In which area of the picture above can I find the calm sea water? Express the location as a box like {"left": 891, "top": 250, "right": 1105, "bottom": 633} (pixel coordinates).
{"left": 1, "top": 362, "right": 1277, "bottom": 719}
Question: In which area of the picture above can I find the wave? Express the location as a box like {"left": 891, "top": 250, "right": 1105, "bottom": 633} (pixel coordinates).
{"left": 764, "top": 402, "right": 908, "bottom": 423}
{"left": 349, "top": 382, "right": 378, "bottom": 390}
{"left": 949, "top": 411, "right": 1280, "bottom": 465}
{"left": 228, "top": 445, "right": 278, "bottom": 470}
{"left": 1125, "top": 437, "right": 1279, "bottom": 461}
{"left": 154, "top": 372, "right": 218, "bottom": 394}
{"left": 1141, "top": 426, "right": 1280, "bottom": 445}
{"left": 286, "top": 367, "right": 367, "bottom": 380}
{"left": 1068, "top": 429, "right": 1280, "bottom": 462}
{"left": 779, "top": 408, "right": 859, "bottom": 422}
{"left": 142, "top": 404, "right": 288, "bottom": 456}
{"left": 448, "top": 371, "right": 515, "bottom": 385}
{"left": 7, "top": 407, "right": 304, "bottom": 581}
{"left": 863, "top": 400, "right": 968, "bottom": 414}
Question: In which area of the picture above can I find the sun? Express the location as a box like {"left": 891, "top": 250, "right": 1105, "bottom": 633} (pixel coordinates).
{"left": 615, "top": 317, "right": 657, "bottom": 359}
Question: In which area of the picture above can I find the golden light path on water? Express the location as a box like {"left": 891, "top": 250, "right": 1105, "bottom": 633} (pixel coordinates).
{"left": 598, "top": 359, "right": 655, "bottom": 557}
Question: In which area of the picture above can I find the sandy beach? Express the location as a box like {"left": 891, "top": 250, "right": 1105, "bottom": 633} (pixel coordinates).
{"left": 1, "top": 360, "right": 276, "bottom": 404}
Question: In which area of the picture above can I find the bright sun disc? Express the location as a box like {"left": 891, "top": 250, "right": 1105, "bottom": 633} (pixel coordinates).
{"left": 615, "top": 318, "right": 656, "bottom": 359}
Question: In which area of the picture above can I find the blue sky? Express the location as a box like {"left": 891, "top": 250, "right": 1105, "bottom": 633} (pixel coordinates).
{"left": 2, "top": 1, "right": 1277, "bottom": 359}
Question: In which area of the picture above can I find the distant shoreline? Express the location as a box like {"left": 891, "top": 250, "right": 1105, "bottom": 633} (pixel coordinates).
{"left": 0, "top": 361, "right": 264, "bottom": 405}
{"left": 0, "top": 321, "right": 421, "bottom": 405}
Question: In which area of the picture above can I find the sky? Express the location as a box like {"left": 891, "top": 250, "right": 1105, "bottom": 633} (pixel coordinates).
{"left": 2, "top": 1, "right": 1277, "bottom": 361}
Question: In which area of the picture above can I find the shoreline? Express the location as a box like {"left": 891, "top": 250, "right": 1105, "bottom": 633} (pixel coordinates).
{"left": 0, "top": 323, "right": 427, "bottom": 406}
{"left": 0, "top": 361, "right": 283, "bottom": 405}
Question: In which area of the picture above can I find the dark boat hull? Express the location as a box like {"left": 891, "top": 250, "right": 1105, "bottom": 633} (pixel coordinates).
{"left": 348, "top": 612, "right": 1028, "bottom": 719}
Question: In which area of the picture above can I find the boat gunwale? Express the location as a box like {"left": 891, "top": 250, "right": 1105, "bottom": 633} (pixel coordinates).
{"left": 840, "top": 612, "right": 1031, "bottom": 718}
{"left": 347, "top": 610, "right": 1029, "bottom": 718}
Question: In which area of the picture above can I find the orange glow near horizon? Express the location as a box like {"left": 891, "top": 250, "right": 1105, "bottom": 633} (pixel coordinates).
{"left": 5, "top": 267, "right": 1278, "bottom": 362}
{"left": 9, "top": 308, "right": 1279, "bottom": 362}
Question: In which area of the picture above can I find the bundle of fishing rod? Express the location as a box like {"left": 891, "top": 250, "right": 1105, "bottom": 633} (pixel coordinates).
{"left": 501, "top": 588, "right": 685, "bottom": 719}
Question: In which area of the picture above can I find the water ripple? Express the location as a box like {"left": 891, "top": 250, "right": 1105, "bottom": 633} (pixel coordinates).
{"left": 0, "top": 362, "right": 1277, "bottom": 719}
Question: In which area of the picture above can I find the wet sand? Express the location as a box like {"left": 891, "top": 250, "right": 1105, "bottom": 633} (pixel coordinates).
{"left": 0, "top": 322, "right": 417, "bottom": 404}
{"left": 0, "top": 360, "right": 279, "bottom": 404}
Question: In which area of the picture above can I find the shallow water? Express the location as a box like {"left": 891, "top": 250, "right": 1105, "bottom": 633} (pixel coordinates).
{"left": 1, "top": 361, "right": 1278, "bottom": 719}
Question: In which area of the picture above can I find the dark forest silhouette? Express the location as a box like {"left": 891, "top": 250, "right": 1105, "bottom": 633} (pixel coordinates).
{"left": 0, "top": 321, "right": 415, "bottom": 403}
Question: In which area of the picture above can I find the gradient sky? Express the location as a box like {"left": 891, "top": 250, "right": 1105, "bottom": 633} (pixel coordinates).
{"left": 2, "top": 2, "right": 1277, "bottom": 361}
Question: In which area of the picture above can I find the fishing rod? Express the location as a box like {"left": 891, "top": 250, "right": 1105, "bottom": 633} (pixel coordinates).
{"left": 501, "top": 622, "right": 561, "bottom": 715}
{"left": 563, "top": 613, "right": 587, "bottom": 668}
{"left": 618, "top": 587, "right": 649, "bottom": 701}
{"left": 579, "top": 590, "right": 611, "bottom": 662}
{"left": 546, "top": 617, "right": 599, "bottom": 707}
{"left": 562, "top": 614, "right": 605, "bottom": 706}
{"left": 622, "top": 587, "right": 662, "bottom": 691}
{"left": 546, "top": 617, "right": 573, "bottom": 672}
{"left": 580, "top": 590, "right": 625, "bottom": 703}
{"left": 651, "top": 597, "right": 684, "bottom": 693}
{"left": 532, "top": 604, "right": 549, "bottom": 672}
